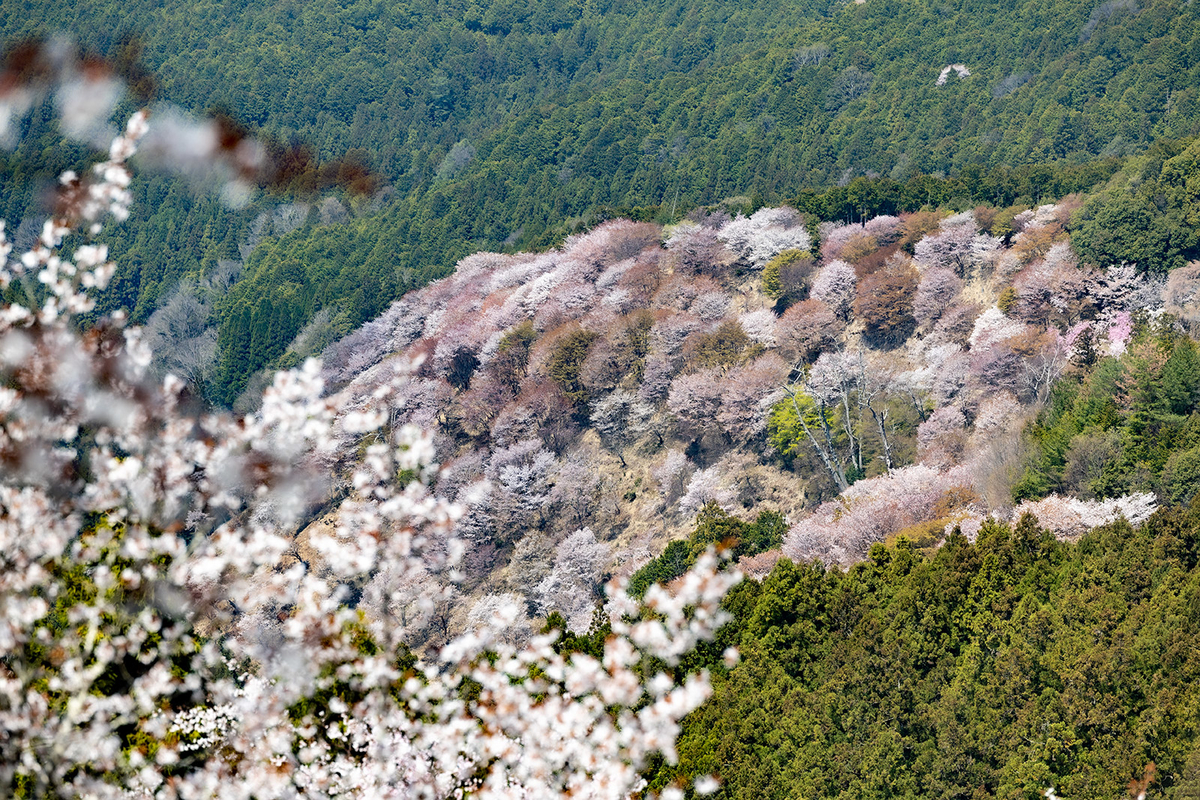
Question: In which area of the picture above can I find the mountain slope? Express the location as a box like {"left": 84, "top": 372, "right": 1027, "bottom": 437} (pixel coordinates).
{"left": 299, "top": 175, "right": 1200, "bottom": 650}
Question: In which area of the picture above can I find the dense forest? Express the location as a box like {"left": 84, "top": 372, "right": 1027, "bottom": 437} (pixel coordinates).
{"left": 634, "top": 507, "right": 1200, "bottom": 799}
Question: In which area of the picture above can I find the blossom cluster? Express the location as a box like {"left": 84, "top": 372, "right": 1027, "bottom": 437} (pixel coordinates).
{"left": 779, "top": 202, "right": 1169, "bottom": 562}
{"left": 325, "top": 193, "right": 1171, "bottom": 572}
{"left": 1011, "top": 493, "right": 1158, "bottom": 539}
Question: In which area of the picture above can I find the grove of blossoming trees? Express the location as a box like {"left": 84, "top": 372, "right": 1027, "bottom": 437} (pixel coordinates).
{"left": 298, "top": 174, "right": 1200, "bottom": 622}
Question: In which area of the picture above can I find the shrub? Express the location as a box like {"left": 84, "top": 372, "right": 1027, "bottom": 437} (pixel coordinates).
{"left": 545, "top": 327, "right": 599, "bottom": 404}
{"left": 763, "top": 248, "right": 813, "bottom": 300}
{"left": 682, "top": 319, "right": 761, "bottom": 371}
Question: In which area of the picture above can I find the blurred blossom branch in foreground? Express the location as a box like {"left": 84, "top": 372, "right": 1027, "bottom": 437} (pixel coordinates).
{"left": 0, "top": 36, "right": 379, "bottom": 206}
{"left": 0, "top": 92, "right": 733, "bottom": 797}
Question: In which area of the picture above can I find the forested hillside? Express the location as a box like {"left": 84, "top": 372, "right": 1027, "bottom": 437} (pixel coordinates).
{"left": 283, "top": 161, "right": 1200, "bottom": 643}
{"left": 4, "top": 0, "right": 1200, "bottom": 406}
{"left": 8, "top": 12, "right": 1200, "bottom": 796}
{"left": 283, "top": 179, "right": 1200, "bottom": 795}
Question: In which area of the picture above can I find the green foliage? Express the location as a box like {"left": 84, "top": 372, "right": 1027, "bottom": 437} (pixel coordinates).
{"left": 1163, "top": 445, "right": 1200, "bottom": 507}
{"left": 1072, "top": 138, "right": 1200, "bottom": 272}
{"left": 762, "top": 248, "right": 808, "bottom": 300}
{"left": 546, "top": 328, "right": 599, "bottom": 405}
{"left": 761, "top": 255, "right": 785, "bottom": 300}
{"left": 997, "top": 285, "right": 1018, "bottom": 315}
{"left": 739, "top": 509, "right": 787, "bottom": 557}
{"left": 541, "top": 608, "right": 613, "bottom": 658}
{"left": 627, "top": 502, "right": 785, "bottom": 598}
{"left": 684, "top": 320, "right": 761, "bottom": 371}
{"left": 1072, "top": 190, "right": 1187, "bottom": 272}
{"left": 614, "top": 310, "right": 655, "bottom": 385}
{"left": 1015, "top": 332, "right": 1200, "bottom": 504}
{"left": 768, "top": 391, "right": 823, "bottom": 461}
{"left": 490, "top": 320, "right": 539, "bottom": 391}
{"left": 1015, "top": 357, "right": 1124, "bottom": 501}
{"left": 650, "top": 511, "right": 1200, "bottom": 799}
{"left": 627, "top": 540, "right": 693, "bottom": 599}
{"left": 210, "top": 205, "right": 466, "bottom": 403}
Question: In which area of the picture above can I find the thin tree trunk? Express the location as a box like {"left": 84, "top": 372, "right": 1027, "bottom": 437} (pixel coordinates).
{"left": 786, "top": 388, "right": 849, "bottom": 492}
{"left": 838, "top": 388, "right": 861, "bottom": 472}
{"left": 870, "top": 405, "right": 894, "bottom": 471}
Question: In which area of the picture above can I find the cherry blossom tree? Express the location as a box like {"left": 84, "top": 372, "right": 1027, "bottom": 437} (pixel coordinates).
{"left": 320, "top": 297, "right": 426, "bottom": 387}
{"left": 466, "top": 593, "right": 534, "bottom": 646}
{"left": 591, "top": 389, "right": 658, "bottom": 455}
{"left": 551, "top": 456, "right": 607, "bottom": 530}
{"left": 929, "top": 344, "right": 972, "bottom": 408}
{"left": 654, "top": 274, "right": 724, "bottom": 311}
{"left": 484, "top": 439, "right": 558, "bottom": 541}
{"left": 1011, "top": 493, "right": 1157, "bottom": 539}
{"left": 0, "top": 106, "right": 738, "bottom": 800}
{"left": 1106, "top": 310, "right": 1135, "bottom": 357}
{"left": 717, "top": 354, "right": 788, "bottom": 445}
{"left": 807, "top": 350, "right": 866, "bottom": 465}
{"left": 392, "top": 376, "right": 455, "bottom": 430}
{"left": 777, "top": 299, "right": 842, "bottom": 364}
{"left": 810, "top": 260, "right": 857, "bottom": 321}
{"left": 969, "top": 306, "right": 1030, "bottom": 351}
{"left": 973, "top": 391, "right": 1022, "bottom": 439}
{"left": 819, "top": 222, "right": 874, "bottom": 262}
{"left": 738, "top": 309, "right": 778, "bottom": 347}
{"left": 913, "top": 221, "right": 978, "bottom": 276}
{"left": 1020, "top": 329, "right": 1073, "bottom": 402}
{"left": 565, "top": 219, "right": 662, "bottom": 269}
{"left": 783, "top": 464, "right": 975, "bottom": 564}
{"left": 664, "top": 222, "right": 728, "bottom": 276}
{"left": 648, "top": 312, "right": 703, "bottom": 363}
{"left": 534, "top": 281, "right": 600, "bottom": 330}
{"left": 856, "top": 360, "right": 901, "bottom": 471}
{"left": 535, "top": 527, "right": 613, "bottom": 632}
{"left": 913, "top": 266, "right": 963, "bottom": 327}
{"left": 917, "top": 406, "right": 967, "bottom": 469}
{"left": 935, "top": 64, "right": 971, "bottom": 85}
{"left": 654, "top": 449, "right": 694, "bottom": 503}
{"left": 1086, "top": 262, "right": 1165, "bottom": 321}
{"left": 970, "top": 337, "right": 1028, "bottom": 397}
{"left": 690, "top": 290, "right": 732, "bottom": 321}
{"left": 667, "top": 368, "right": 726, "bottom": 439}
{"left": 1164, "top": 262, "right": 1200, "bottom": 333}
{"left": 863, "top": 214, "right": 903, "bottom": 245}
{"left": 638, "top": 354, "right": 679, "bottom": 403}
{"left": 927, "top": 302, "right": 982, "bottom": 347}
{"left": 678, "top": 466, "right": 736, "bottom": 518}
{"left": 1011, "top": 243, "right": 1091, "bottom": 327}
{"left": 717, "top": 207, "right": 811, "bottom": 267}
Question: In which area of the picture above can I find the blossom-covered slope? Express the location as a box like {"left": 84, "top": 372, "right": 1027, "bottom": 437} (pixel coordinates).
{"left": 316, "top": 200, "right": 1176, "bottom": 642}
